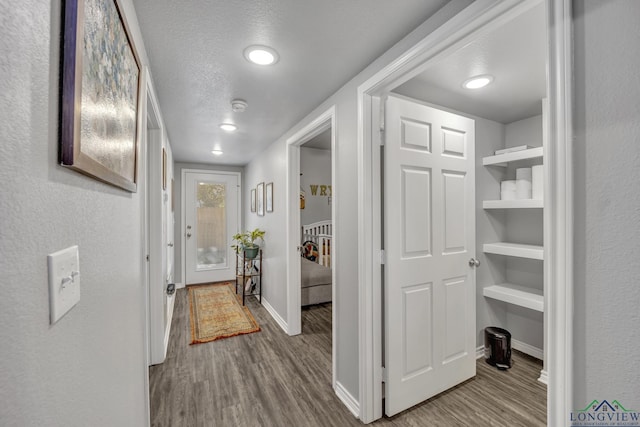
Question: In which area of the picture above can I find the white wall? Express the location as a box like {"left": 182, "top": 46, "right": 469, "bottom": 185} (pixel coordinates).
{"left": 0, "top": 1, "right": 156, "bottom": 425}
{"left": 243, "top": 1, "right": 473, "bottom": 401}
{"left": 573, "top": 0, "right": 640, "bottom": 407}
{"left": 173, "top": 162, "right": 244, "bottom": 285}
{"left": 300, "top": 147, "right": 332, "bottom": 226}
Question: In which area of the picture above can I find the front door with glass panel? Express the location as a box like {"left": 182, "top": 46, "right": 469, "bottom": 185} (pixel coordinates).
{"left": 184, "top": 171, "right": 239, "bottom": 284}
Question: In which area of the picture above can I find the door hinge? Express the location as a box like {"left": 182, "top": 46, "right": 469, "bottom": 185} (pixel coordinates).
{"left": 381, "top": 366, "right": 387, "bottom": 382}
{"left": 379, "top": 249, "right": 386, "bottom": 265}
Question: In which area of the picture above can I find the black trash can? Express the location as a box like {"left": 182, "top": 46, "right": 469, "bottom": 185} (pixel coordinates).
{"left": 484, "top": 326, "right": 512, "bottom": 370}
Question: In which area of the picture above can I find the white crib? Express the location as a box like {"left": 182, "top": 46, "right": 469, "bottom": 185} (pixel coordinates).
{"left": 302, "top": 220, "right": 332, "bottom": 267}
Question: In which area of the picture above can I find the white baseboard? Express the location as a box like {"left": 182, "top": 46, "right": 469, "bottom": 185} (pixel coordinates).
{"left": 538, "top": 369, "right": 548, "bottom": 385}
{"left": 476, "top": 345, "right": 485, "bottom": 359}
{"left": 261, "top": 297, "right": 289, "bottom": 334}
{"left": 335, "top": 381, "right": 360, "bottom": 419}
{"left": 511, "top": 339, "right": 544, "bottom": 361}
{"left": 175, "top": 282, "right": 185, "bottom": 290}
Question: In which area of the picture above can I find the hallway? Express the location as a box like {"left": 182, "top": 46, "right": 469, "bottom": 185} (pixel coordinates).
{"left": 149, "top": 288, "right": 545, "bottom": 426}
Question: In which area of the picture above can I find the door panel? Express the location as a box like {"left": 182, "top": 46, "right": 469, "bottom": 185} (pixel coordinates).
{"left": 384, "top": 95, "right": 476, "bottom": 416}
{"left": 185, "top": 172, "right": 239, "bottom": 284}
{"left": 402, "top": 167, "right": 432, "bottom": 257}
{"left": 402, "top": 283, "right": 433, "bottom": 377}
{"left": 443, "top": 171, "right": 467, "bottom": 253}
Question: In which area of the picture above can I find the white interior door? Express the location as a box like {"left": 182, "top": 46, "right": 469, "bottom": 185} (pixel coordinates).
{"left": 184, "top": 171, "right": 239, "bottom": 285}
{"left": 384, "top": 95, "right": 476, "bottom": 416}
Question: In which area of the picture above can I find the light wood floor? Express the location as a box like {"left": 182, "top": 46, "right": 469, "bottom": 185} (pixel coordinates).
{"left": 150, "top": 287, "right": 546, "bottom": 426}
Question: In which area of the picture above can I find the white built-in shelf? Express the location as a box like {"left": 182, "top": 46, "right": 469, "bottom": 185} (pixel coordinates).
{"left": 483, "top": 199, "right": 543, "bottom": 209}
{"left": 483, "top": 283, "right": 544, "bottom": 312}
{"left": 483, "top": 242, "right": 544, "bottom": 260}
{"left": 483, "top": 146, "right": 544, "bottom": 166}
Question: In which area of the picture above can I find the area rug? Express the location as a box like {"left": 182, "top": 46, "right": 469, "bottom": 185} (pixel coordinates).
{"left": 188, "top": 282, "right": 260, "bottom": 344}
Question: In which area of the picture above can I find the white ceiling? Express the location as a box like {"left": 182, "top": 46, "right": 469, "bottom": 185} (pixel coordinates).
{"left": 132, "top": 0, "right": 451, "bottom": 165}
{"left": 303, "top": 128, "right": 331, "bottom": 151}
{"left": 394, "top": 2, "right": 546, "bottom": 124}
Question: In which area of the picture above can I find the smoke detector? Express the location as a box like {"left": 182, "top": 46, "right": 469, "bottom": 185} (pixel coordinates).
{"left": 231, "top": 99, "right": 248, "bottom": 113}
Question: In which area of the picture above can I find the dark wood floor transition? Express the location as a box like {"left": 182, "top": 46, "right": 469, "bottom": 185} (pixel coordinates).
{"left": 149, "top": 288, "right": 546, "bottom": 426}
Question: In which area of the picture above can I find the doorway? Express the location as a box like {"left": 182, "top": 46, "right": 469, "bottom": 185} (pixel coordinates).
{"left": 286, "top": 106, "right": 337, "bottom": 386}
{"left": 144, "top": 73, "right": 175, "bottom": 367}
{"left": 356, "top": 0, "right": 573, "bottom": 424}
{"left": 183, "top": 170, "right": 240, "bottom": 285}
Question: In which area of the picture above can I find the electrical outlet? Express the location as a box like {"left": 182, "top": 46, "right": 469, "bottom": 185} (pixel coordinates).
{"left": 48, "top": 245, "right": 80, "bottom": 324}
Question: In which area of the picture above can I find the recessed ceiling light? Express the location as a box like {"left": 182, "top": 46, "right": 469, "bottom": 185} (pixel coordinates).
{"left": 244, "top": 45, "right": 279, "bottom": 65}
{"left": 463, "top": 75, "right": 494, "bottom": 89}
{"left": 219, "top": 123, "right": 237, "bottom": 132}
{"left": 211, "top": 150, "right": 223, "bottom": 156}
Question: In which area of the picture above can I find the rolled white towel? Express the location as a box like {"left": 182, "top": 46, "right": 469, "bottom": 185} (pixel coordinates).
{"left": 501, "top": 180, "right": 517, "bottom": 200}
{"left": 516, "top": 179, "right": 532, "bottom": 199}
{"left": 516, "top": 167, "right": 532, "bottom": 181}
{"left": 532, "top": 165, "right": 543, "bottom": 200}
{"left": 501, "top": 180, "right": 517, "bottom": 192}
{"left": 501, "top": 190, "right": 517, "bottom": 200}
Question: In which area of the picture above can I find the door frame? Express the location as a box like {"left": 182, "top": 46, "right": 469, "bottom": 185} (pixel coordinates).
{"left": 180, "top": 168, "right": 242, "bottom": 286}
{"left": 356, "top": 0, "right": 573, "bottom": 424}
{"left": 285, "top": 106, "right": 336, "bottom": 384}
{"left": 143, "top": 67, "right": 170, "bottom": 367}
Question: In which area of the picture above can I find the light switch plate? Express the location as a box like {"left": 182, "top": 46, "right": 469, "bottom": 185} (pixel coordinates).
{"left": 48, "top": 245, "right": 80, "bottom": 324}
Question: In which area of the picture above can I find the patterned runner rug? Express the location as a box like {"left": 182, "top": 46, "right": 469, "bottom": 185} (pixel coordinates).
{"left": 188, "top": 282, "right": 260, "bottom": 344}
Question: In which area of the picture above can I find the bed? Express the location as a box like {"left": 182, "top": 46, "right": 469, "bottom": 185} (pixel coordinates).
{"left": 301, "top": 220, "right": 332, "bottom": 306}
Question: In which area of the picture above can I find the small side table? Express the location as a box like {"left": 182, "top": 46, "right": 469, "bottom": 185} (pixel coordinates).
{"left": 235, "top": 249, "right": 262, "bottom": 305}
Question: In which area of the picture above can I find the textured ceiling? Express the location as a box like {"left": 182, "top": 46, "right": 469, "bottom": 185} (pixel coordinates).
{"left": 394, "top": 2, "right": 546, "bottom": 124}
{"left": 132, "top": 0, "right": 451, "bottom": 165}
{"left": 302, "top": 128, "right": 331, "bottom": 151}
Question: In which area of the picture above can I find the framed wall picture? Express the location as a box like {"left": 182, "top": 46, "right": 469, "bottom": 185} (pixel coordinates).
{"left": 60, "top": 0, "right": 141, "bottom": 192}
{"left": 266, "top": 182, "right": 273, "bottom": 213}
{"left": 250, "top": 188, "right": 256, "bottom": 213}
{"left": 257, "top": 182, "right": 265, "bottom": 216}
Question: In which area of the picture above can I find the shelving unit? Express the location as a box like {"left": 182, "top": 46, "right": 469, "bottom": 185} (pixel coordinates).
{"left": 481, "top": 140, "right": 545, "bottom": 369}
{"left": 475, "top": 103, "right": 548, "bottom": 383}
{"left": 483, "top": 283, "right": 544, "bottom": 312}
{"left": 235, "top": 249, "right": 262, "bottom": 305}
{"left": 483, "top": 199, "right": 543, "bottom": 209}
{"left": 482, "top": 146, "right": 543, "bottom": 166}
{"left": 483, "top": 242, "right": 544, "bottom": 260}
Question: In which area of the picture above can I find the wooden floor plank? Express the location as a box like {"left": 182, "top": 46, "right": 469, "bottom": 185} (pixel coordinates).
{"left": 150, "top": 288, "right": 546, "bottom": 426}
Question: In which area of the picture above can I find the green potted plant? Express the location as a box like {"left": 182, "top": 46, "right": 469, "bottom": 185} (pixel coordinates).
{"left": 231, "top": 228, "right": 265, "bottom": 259}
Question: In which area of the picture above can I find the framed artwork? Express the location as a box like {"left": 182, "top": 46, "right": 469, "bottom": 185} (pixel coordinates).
{"left": 257, "top": 182, "right": 265, "bottom": 216}
{"left": 60, "top": 0, "right": 141, "bottom": 192}
{"left": 266, "top": 182, "right": 273, "bottom": 213}
{"left": 250, "top": 188, "right": 256, "bottom": 212}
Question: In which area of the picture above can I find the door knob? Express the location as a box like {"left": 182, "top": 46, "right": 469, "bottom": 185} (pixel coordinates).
{"left": 168, "top": 242, "right": 174, "bottom": 247}
{"left": 469, "top": 258, "right": 480, "bottom": 267}
{"left": 186, "top": 232, "right": 192, "bottom": 238}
